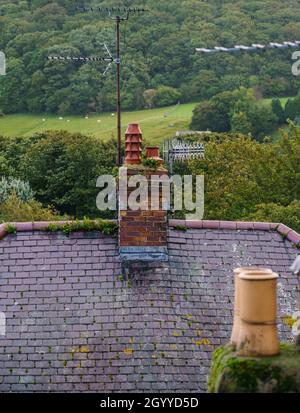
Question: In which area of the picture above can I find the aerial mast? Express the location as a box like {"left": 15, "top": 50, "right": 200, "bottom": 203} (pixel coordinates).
{"left": 78, "top": 6, "right": 149, "bottom": 166}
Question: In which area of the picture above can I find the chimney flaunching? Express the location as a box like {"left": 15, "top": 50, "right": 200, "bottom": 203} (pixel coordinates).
{"left": 119, "top": 123, "right": 168, "bottom": 262}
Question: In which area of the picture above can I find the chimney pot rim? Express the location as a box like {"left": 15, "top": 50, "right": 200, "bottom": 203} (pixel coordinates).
{"left": 125, "top": 123, "right": 142, "bottom": 135}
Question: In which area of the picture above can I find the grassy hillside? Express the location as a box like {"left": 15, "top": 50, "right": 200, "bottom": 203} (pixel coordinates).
{"left": 0, "top": 97, "right": 290, "bottom": 144}
{"left": 0, "top": 103, "right": 195, "bottom": 144}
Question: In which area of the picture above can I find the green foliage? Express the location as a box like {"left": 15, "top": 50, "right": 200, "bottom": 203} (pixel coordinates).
{"left": 184, "top": 125, "right": 300, "bottom": 225}
{"left": 190, "top": 88, "right": 279, "bottom": 140}
{"left": 209, "top": 344, "right": 300, "bottom": 393}
{"left": 0, "top": 135, "right": 39, "bottom": 176}
{"left": 152, "top": 86, "right": 181, "bottom": 108}
{"left": 19, "top": 130, "right": 117, "bottom": 218}
{"left": 190, "top": 100, "right": 230, "bottom": 133}
{"left": 173, "top": 225, "right": 188, "bottom": 232}
{"left": 272, "top": 98, "right": 286, "bottom": 124}
{"left": 6, "top": 223, "right": 16, "bottom": 234}
{"left": 285, "top": 95, "right": 300, "bottom": 121}
{"left": 1, "top": 123, "right": 300, "bottom": 230}
{"left": 247, "top": 201, "right": 300, "bottom": 234}
{"left": 0, "top": 177, "right": 34, "bottom": 203}
{"left": 1, "top": 1, "right": 300, "bottom": 114}
{"left": 141, "top": 153, "right": 160, "bottom": 171}
{"left": 0, "top": 193, "right": 62, "bottom": 223}
{"left": 46, "top": 218, "right": 118, "bottom": 236}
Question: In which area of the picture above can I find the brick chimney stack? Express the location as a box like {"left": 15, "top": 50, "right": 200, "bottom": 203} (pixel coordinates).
{"left": 119, "top": 123, "right": 168, "bottom": 262}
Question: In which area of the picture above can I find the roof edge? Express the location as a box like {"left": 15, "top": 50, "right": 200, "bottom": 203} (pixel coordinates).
{"left": 168, "top": 219, "right": 300, "bottom": 248}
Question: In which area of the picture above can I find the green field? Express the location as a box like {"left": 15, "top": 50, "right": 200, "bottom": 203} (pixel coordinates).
{"left": 0, "top": 97, "right": 291, "bottom": 144}
{"left": 0, "top": 103, "right": 196, "bottom": 144}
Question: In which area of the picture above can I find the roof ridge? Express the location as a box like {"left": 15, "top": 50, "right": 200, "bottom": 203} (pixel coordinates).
{"left": 0, "top": 220, "right": 117, "bottom": 240}
{"left": 0, "top": 219, "right": 299, "bottom": 248}
{"left": 169, "top": 219, "right": 300, "bottom": 248}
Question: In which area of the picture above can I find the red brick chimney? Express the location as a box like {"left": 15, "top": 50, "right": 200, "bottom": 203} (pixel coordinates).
{"left": 119, "top": 124, "right": 168, "bottom": 262}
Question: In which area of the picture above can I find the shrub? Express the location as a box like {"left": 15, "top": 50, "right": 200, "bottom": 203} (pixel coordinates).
{"left": 46, "top": 218, "right": 118, "bottom": 236}
{"left": 0, "top": 176, "right": 34, "bottom": 203}
{"left": 0, "top": 193, "right": 63, "bottom": 223}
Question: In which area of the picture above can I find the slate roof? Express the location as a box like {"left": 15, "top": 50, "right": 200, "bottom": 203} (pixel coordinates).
{"left": 0, "top": 220, "right": 298, "bottom": 393}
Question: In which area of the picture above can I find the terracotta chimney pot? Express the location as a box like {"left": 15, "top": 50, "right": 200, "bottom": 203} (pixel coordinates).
{"left": 125, "top": 123, "right": 142, "bottom": 135}
{"left": 125, "top": 123, "right": 142, "bottom": 165}
{"left": 145, "top": 146, "right": 164, "bottom": 165}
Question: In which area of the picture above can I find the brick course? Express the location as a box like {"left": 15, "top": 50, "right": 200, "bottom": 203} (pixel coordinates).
{"left": 119, "top": 168, "right": 168, "bottom": 248}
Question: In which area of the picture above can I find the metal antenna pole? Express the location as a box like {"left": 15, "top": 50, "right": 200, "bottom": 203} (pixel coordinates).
{"left": 106, "top": 10, "right": 130, "bottom": 167}
{"left": 77, "top": 6, "right": 149, "bottom": 166}
{"left": 116, "top": 15, "right": 122, "bottom": 167}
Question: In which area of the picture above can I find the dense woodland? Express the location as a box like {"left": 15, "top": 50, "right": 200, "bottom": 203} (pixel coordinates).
{"left": 1, "top": 0, "right": 300, "bottom": 114}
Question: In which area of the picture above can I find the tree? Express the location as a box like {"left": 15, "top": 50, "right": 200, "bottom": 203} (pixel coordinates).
{"left": 247, "top": 104, "right": 278, "bottom": 141}
{"left": 183, "top": 126, "right": 300, "bottom": 223}
{"left": 271, "top": 98, "right": 286, "bottom": 125}
{"left": 246, "top": 201, "right": 300, "bottom": 234}
{"left": 20, "top": 131, "right": 118, "bottom": 217}
{"left": 190, "top": 101, "right": 230, "bottom": 132}
{"left": 192, "top": 87, "right": 278, "bottom": 139}
{"left": 0, "top": 135, "right": 37, "bottom": 176}
{"left": 121, "top": 75, "right": 145, "bottom": 110}
{"left": 1, "top": 1, "right": 300, "bottom": 115}
{"left": 143, "top": 89, "right": 156, "bottom": 109}
{"left": 31, "top": 3, "right": 67, "bottom": 31}
{"left": 230, "top": 111, "right": 252, "bottom": 135}
{"left": 285, "top": 96, "right": 300, "bottom": 121}
{"left": 187, "top": 70, "right": 219, "bottom": 101}
{"left": 0, "top": 58, "right": 28, "bottom": 113}
{"left": 152, "top": 86, "right": 181, "bottom": 107}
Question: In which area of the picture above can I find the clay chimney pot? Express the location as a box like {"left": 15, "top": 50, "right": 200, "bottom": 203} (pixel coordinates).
{"left": 236, "top": 268, "right": 280, "bottom": 357}
{"left": 125, "top": 123, "right": 142, "bottom": 135}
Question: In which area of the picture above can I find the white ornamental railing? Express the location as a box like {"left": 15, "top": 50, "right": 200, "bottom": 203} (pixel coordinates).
{"left": 163, "top": 139, "right": 205, "bottom": 173}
